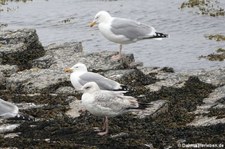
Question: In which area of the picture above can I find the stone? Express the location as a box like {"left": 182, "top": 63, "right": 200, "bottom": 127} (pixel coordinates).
{"left": 0, "top": 64, "right": 19, "bottom": 77}
{"left": 133, "top": 100, "right": 169, "bottom": 119}
{"left": 6, "top": 68, "right": 69, "bottom": 94}
{"left": 0, "top": 71, "right": 5, "bottom": 89}
{"left": 0, "top": 29, "right": 45, "bottom": 67}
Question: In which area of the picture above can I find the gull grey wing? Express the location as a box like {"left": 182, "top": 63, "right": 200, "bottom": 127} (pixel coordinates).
{"left": 0, "top": 99, "right": 18, "bottom": 117}
{"left": 110, "top": 18, "right": 155, "bottom": 40}
{"left": 93, "top": 91, "right": 138, "bottom": 112}
{"left": 78, "top": 72, "right": 119, "bottom": 90}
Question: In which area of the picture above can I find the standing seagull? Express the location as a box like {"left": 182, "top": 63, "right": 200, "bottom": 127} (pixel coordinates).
{"left": 64, "top": 63, "right": 127, "bottom": 91}
{"left": 89, "top": 10, "right": 168, "bottom": 60}
{"left": 81, "top": 82, "right": 146, "bottom": 136}
{"left": 0, "top": 98, "right": 33, "bottom": 120}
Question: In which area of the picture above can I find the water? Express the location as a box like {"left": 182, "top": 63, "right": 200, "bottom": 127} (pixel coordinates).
{"left": 1, "top": 0, "right": 225, "bottom": 71}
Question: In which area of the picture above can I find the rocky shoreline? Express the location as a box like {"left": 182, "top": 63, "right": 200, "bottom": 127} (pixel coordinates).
{"left": 0, "top": 29, "right": 225, "bottom": 148}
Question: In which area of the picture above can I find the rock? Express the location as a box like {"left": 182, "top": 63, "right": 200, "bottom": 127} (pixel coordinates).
{"left": 66, "top": 97, "right": 84, "bottom": 118}
{"left": 6, "top": 68, "right": 69, "bottom": 94}
{"left": 31, "top": 42, "right": 134, "bottom": 71}
{"left": 145, "top": 72, "right": 189, "bottom": 92}
{"left": 133, "top": 100, "right": 168, "bottom": 119}
{"left": 0, "top": 29, "right": 45, "bottom": 68}
{"left": 187, "top": 85, "right": 225, "bottom": 127}
{"left": 55, "top": 86, "right": 77, "bottom": 95}
{"left": 0, "top": 65, "right": 18, "bottom": 77}
{"left": 103, "top": 69, "right": 156, "bottom": 86}
{"left": 187, "top": 116, "right": 225, "bottom": 127}
{"left": 0, "top": 71, "right": 5, "bottom": 89}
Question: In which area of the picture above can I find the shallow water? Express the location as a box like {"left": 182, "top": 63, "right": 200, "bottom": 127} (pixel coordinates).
{"left": 1, "top": 0, "right": 225, "bottom": 71}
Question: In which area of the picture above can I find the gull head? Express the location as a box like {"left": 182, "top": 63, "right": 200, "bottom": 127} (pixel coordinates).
{"left": 81, "top": 82, "right": 100, "bottom": 93}
{"left": 89, "top": 11, "right": 111, "bottom": 27}
{"left": 64, "top": 63, "right": 88, "bottom": 73}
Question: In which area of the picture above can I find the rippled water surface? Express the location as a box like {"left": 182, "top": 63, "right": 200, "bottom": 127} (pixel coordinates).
{"left": 1, "top": 0, "right": 225, "bottom": 71}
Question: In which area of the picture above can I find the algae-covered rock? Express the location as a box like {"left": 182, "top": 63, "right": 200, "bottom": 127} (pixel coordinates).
{"left": 180, "top": 0, "right": 225, "bottom": 17}
{"left": 0, "top": 29, "right": 45, "bottom": 68}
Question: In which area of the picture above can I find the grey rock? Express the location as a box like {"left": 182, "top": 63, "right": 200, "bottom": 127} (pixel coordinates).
{"left": 103, "top": 69, "right": 156, "bottom": 86}
{"left": 187, "top": 116, "right": 225, "bottom": 127}
{"left": 0, "top": 29, "right": 45, "bottom": 67}
{"left": 6, "top": 68, "right": 68, "bottom": 94}
{"left": 0, "top": 65, "right": 18, "bottom": 77}
{"left": 66, "top": 97, "right": 84, "bottom": 118}
{"left": 0, "top": 71, "right": 5, "bottom": 89}
{"left": 187, "top": 85, "right": 225, "bottom": 127}
{"left": 31, "top": 41, "right": 134, "bottom": 71}
{"left": 133, "top": 100, "right": 168, "bottom": 119}
{"left": 145, "top": 72, "right": 189, "bottom": 92}
{"left": 55, "top": 86, "right": 77, "bottom": 95}
{"left": 6, "top": 40, "right": 136, "bottom": 94}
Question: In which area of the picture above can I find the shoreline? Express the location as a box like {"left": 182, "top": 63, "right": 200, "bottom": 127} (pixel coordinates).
{"left": 0, "top": 29, "right": 225, "bottom": 148}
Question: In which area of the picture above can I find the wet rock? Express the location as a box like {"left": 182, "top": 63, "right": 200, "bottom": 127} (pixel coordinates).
{"left": 0, "top": 29, "right": 45, "bottom": 68}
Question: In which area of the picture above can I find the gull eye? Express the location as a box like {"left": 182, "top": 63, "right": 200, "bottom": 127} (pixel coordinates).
{"left": 85, "top": 86, "right": 91, "bottom": 90}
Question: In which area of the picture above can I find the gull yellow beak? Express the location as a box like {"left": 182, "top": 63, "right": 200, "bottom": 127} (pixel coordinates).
{"left": 64, "top": 68, "right": 73, "bottom": 73}
{"left": 89, "top": 21, "right": 96, "bottom": 27}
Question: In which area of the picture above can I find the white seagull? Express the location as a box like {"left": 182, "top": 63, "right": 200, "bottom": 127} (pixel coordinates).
{"left": 0, "top": 98, "right": 33, "bottom": 120}
{"left": 81, "top": 82, "right": 147, "bottom": 136}
{"left": 0, "top": 98, "right": 18, "bottom": 119}
{"left": 89, "top": 10, "right": 168, "bottom": 60}
{"left": 64, "top": 63, "right": 127, "bottom": 91}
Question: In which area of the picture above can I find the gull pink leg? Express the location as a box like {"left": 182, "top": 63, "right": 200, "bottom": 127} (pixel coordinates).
{"left": 111, "top": 44, "right": 122, "bottom": 61}
{"left": 98, "top": 116, "right": 109, "bottom": 136}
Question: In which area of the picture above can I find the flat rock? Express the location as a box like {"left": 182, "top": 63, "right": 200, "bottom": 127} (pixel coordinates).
{"left": 0, "top": 29, "right": 45, "bottom": 67}
{"left": 6, "top": 68, "right": 68, "bottom": 94}
{"left": 133, "top": 100, "right": 168, "bottom": 119}
{"left": 103, "top": 69, "right": 156, "bottom": 86}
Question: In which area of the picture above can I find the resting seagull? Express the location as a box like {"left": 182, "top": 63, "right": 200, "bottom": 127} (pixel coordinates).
{"left": 89, "top": 10, "right": 168, "bottom": 60}
{"left": 81, "top": 82, "right": 148, "bottom": 136}
{"left": 0, "top": 98, "right": 33, "bottom": 120}
{"left": 64, "top": 63, "right": 127, "bottom": 91}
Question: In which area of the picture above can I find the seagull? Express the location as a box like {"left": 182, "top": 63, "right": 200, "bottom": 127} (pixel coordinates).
{"left": 81, "top": 82, "right": 147, "bottom": 136}
{"left": 0, "top": 98, "right": 33, "bottom": 120}
{"left": 64, "top": 62, "right": 127, "bottom": 91}
{"left": 89, "top": 10, "right": 168, "bottom": 60}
